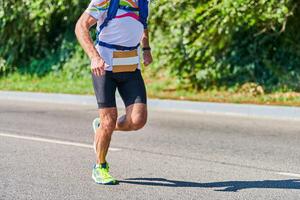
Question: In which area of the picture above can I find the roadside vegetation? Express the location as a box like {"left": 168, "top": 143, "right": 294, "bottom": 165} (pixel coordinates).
{"left": 0, "top": 0, "right": 300, "bottom": 106}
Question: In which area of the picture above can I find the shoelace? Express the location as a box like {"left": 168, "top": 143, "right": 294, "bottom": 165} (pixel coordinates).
{"left": 100, "top": 168, "right": 112, "bottom": 179}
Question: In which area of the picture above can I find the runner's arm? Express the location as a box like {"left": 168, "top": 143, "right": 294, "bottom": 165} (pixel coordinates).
{"left": 141, "top": 29, "right": 150, "bottom": 48}
{"left": 75, "top": 13, "right": 106, "bottom": 76}
{"left": 141, "top": 29, "right": 153, "bottom": 66}
{"left": 75, "top": 13, "right": 99, "bottom": 60}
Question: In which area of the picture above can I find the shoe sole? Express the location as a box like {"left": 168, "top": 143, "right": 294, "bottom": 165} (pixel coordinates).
{"left": 92, "top": 175, "right": 118, "bottom": 185}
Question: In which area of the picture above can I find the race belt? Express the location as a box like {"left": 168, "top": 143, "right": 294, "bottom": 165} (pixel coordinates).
{"left": 112, "top": 49, "right": 139, "bottom": 73}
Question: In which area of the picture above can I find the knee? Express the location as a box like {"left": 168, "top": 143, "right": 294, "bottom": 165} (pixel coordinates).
{"left": 101, "top": 117, "right": 117, "bottom": 133}
{"left": 131, "top": 115, "right": 147, "bottom": 131}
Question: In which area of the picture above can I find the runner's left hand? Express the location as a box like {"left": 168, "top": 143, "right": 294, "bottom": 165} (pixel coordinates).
{"left": 143, "top": 50, "right": 153, "bottom": 67}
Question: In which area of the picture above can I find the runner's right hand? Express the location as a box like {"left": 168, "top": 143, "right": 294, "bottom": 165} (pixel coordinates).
{"left": 91, "top": 56, "right": 106, "bottom": 76}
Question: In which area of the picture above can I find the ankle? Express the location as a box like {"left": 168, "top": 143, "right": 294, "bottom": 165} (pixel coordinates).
{"left": 100, "top": 162, "right": 107, "bottom": 169}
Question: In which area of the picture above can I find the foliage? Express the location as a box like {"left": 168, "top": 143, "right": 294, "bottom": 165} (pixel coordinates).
{"left": 0, "top": 0, "right": 86, "bottom": 73}
{"left": 150, "top": 0, "right": 300, "bottom": 91}
{"left": 1, "top": 0, "right": 300, "bottom": 92}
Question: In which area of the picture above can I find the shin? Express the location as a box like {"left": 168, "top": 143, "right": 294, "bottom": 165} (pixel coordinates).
{"left": 94, "top": 108, "right": 117, "bottom": 164}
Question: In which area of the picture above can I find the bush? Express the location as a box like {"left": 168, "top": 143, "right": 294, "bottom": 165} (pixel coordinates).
{"left": 0, "top": 0, "right": 86, "bottom": 73}
{"left": 150, "top": 0, "right": 300, "bottom": 91}
{"left": 1, "top": 0, "right": 300, "bottom": 92}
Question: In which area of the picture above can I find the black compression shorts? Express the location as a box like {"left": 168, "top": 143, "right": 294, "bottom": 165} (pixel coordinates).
{"left": 92, "top": 69, "right": 147, "bottom": 108}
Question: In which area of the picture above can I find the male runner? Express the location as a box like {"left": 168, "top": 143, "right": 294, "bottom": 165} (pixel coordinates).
{"left": 75, "top": 0, "right": 152, "bottom": 185}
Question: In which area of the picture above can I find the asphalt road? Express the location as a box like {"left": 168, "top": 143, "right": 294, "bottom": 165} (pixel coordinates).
{"left": 1, "top": 99, "right": 300, "bottom": 200}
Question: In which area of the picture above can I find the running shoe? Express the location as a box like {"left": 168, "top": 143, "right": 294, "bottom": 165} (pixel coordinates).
{"left": 92, "top": 163, "right": 118, "bottom": 185}
{"left": 92, "top": 118, "right": 100, "bottom": 153}
{"left": 92, "top": 118, "right": 100, "bottom": 134}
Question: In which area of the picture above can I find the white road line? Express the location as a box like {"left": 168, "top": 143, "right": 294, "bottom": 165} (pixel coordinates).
{"left": 0, "top": 132, "right": 121, "bottom": 151}
{"left": 276, "top": 172, "right": 300, "bottom": 178}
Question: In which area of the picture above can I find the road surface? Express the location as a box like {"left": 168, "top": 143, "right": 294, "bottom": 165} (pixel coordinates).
{"left": 0, "top": 99, "right": 300, "bottom": 200}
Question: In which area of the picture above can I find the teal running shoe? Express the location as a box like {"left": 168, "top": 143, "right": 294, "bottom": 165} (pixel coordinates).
{"left": 92, "top": 118, "right": 100, "bottom": 134}
{"left": 92, "top": 163, "right": 118, "bottom": 185}
{"left": 92, "top": 118, "right": 100, "bottom": 153}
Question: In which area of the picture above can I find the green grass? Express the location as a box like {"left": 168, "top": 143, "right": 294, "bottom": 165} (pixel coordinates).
{"left": 1, "top": 72, "right": 300, "bottom": 106}
{"left": 0, "top": 73, "right": 93, "bottom": 94}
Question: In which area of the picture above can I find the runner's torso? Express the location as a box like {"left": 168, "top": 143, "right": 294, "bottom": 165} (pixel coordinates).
{"left": 86, "top": 0, "right": 145, "bottom": 71}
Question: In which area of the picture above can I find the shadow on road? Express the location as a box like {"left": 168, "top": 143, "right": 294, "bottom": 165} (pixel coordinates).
{"left": 119, "top": 178, "right": 300, "bottom": 192}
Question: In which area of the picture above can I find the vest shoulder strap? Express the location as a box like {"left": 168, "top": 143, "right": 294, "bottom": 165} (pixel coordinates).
{"left": 96, "top": 0, "right": 149, "bottom": 50}
{"left": 138, "top": 0, "right": 149, "bottom": 29}
{"left": 99, "top": 0, "right": 120, "bottom": 32}
{"left": 99, "top": 0, "right": 149, "bottom": 33}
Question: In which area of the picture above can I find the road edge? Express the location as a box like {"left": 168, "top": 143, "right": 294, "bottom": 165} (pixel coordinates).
{"left": 1, "top": 91, "right": 300, "bottom": 120}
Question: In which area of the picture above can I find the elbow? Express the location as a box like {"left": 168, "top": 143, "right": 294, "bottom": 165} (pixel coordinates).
{"left": 75, "top": 20, "right": 81, "bottom": 38}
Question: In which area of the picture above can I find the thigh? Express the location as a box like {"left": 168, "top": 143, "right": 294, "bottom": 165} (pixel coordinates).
{"left": 125, "top": 103, "right": 147, "bottom": 123}
{"left": 117, "top": 70, "right": 147, "bottom": 108}
{"left": 92, "top": 72, "right": 117, "bottom": 108}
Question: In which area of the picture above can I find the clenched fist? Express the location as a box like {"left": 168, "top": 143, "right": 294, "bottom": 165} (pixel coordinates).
{"left": 91, "top": 56, "right": 107, "bottom": 76}
{"left": 143, "top": 50, "right": 153, "bottom": 67}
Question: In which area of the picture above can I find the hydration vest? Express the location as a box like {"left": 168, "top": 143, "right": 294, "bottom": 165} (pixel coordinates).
{"left": 96, "top": 0, "right": 149, "bottom": 51}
